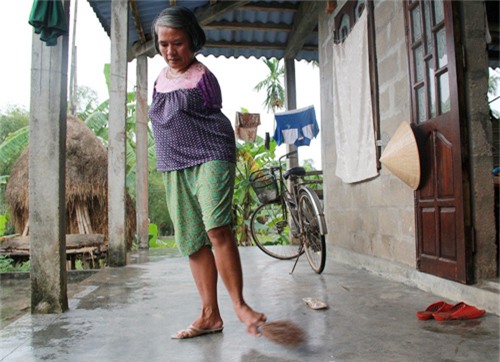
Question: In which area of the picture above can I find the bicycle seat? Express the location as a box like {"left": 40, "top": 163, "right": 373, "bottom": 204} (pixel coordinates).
{"left": 284, "top": 167, "right": 306, "bottom": 180}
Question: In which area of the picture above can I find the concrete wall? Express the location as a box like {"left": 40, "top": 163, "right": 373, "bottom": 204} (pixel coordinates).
{"left": 459, "top": 1, "right": 496, "bottom": 280}
{"left": 319, "top": 1, "right": 416, "bottom": 268}
{"left": 318, "top": 0, "right": 496, "bottom": 280}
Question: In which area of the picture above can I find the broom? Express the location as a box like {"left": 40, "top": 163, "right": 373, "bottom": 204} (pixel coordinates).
{"left": 260, "top": 320, "right": 307, "bottom": 347}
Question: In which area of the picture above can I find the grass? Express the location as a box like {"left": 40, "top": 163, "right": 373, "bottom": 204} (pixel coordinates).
{"left": 149, "top": 236, "right": 176, "bottom": 249}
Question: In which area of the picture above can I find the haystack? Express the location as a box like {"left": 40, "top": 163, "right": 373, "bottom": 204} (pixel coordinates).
{"left": 5, "top": 115, "right": 136, "bottom": 249}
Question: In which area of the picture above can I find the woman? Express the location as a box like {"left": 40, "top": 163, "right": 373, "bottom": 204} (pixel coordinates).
{"left": 149, "top": 6, "right": 267, "bottom": 339}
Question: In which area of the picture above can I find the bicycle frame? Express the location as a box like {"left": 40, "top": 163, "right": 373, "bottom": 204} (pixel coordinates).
{"left": 270, "top": 152, "right": 326, "bottom": 234}
{"left": 269, "top": 152, "right": 301, "bottom": 233}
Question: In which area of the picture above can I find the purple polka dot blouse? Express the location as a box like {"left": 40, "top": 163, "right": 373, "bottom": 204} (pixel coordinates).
{"left": 148, "top": 61, "right": 236, "bottom": 171}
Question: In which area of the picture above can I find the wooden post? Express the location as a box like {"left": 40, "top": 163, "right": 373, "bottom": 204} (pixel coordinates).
{"left": 284, "top": 58, "right": 298, "bottom": 170}
{"left": 69, "top": 0, "right": 78, "bottom": 115}
{"left": 29, "top": 0, "right": 70, "bottom": 313}
{"left": 136, "top": 55, "right": 149, "bottom": 249}
{"left": 108, "top": 0, "right": 128, "bottom": 266}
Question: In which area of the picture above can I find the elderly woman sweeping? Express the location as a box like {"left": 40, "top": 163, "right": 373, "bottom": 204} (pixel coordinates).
{"left": 148, "top": 6, "right": 267, "bottom": 339}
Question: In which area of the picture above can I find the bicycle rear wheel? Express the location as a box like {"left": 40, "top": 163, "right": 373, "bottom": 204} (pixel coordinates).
{"left": 250, "top": 201, "right": 303, "bottom": 260}
{"left": 299, "top": 190, "right": 326, "bottom": 273}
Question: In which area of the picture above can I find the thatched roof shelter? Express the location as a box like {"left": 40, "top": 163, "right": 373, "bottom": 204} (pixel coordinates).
{"left": 5, "top": 115, "right": 136, "bottom": 249}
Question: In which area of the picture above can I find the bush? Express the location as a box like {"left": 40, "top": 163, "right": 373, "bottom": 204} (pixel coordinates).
{"left": 0, "top": 255, "right": 30, "bottom": 272}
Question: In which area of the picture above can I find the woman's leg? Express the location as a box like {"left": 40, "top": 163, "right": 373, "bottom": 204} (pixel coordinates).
{"left": 208, "top": 225, "right": 267, "bottom": 335}
{"left": 187, "top": 245, "right": 224, "bottom": 330}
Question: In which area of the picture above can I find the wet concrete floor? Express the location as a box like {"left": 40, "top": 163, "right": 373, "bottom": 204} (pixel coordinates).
{"left": 1, "top": 247, "right": 499, "bottom": 361}
{"left": 1, "top": 270, "right": 98, "bottom": 327}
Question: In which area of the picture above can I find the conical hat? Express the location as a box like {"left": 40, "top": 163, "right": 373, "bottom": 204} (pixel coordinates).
{"left": 380, "top": 121, "right": 421, "bottom": 190}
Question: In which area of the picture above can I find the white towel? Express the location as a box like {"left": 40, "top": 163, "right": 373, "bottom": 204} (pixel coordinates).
{"left": 332, "top": 11, "right": 378, "bottom": 183}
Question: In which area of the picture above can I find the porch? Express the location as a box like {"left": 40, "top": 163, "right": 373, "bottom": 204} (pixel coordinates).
{"left": 1, "top": 247, "right": 498, "bottom": 361}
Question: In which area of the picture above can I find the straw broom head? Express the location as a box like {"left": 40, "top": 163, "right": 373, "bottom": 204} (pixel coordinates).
{"left": 260, "top": 320, "right": 307, "bottom": 347}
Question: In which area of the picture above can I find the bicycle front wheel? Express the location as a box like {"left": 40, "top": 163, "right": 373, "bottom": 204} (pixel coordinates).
{"left": 250, "top": 202, "right": 303, "bottom": 260}
{"left": 299, "top": 190, "right": 326, "bottom": 273}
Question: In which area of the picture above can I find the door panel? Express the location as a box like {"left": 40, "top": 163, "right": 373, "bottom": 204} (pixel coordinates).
{"left": 406, "top": 0, "right": 472, "bottom": 283}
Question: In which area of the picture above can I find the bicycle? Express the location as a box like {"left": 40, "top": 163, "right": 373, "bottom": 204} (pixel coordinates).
{"left": 249, "top": 151, "right": 327, "bottom": 274}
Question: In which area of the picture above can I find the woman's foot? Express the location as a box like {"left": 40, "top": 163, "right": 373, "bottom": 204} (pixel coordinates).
{"left": 173, "top": 313, "right": 224, "bottom": 339}
{"left": 171, "top": 324, "right": 224, "bottom": 339}
{"left": 235, "top": 304, "right": 267, "bottom": 335}
{"left": 190, "top": 314, "right": 224, "bottom": 332}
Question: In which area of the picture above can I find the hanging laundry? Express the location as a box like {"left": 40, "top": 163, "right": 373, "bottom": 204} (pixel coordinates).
{"left": 273, "top": 105, "right": 319, "bottom": 147}
{"left": 235, "top": 112, "right": 260, "bottom": 142}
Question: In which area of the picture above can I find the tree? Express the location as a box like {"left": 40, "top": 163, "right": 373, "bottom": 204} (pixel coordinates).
{"left": 0, "top": 107, "right": 29, "bottom": 233}
{"left": 0, "top": 106, "right": 29, "bottom": 144}
{"left": 0, "top": 106, "right": 29, "bottom": 176}
{"left": 254, "top": 58, "right": 285, "bottom": 113}
{"left": 0, "top": 64, "right": 176, "bottom": 240}
{"left": 76, "top": 85, "right": 99, "bottom": 120}
{"left": 233, "top": 136, "right": 277, "bottom": 246}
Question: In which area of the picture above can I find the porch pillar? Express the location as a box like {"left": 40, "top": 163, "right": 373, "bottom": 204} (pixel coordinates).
{"left": 108, "top": 0, "right": 129, "bottom": 266}
{"left": 284, "top": 58, "right": 298, "bottom": 169}
{"left": 28, "top": 0, "right": 70, "bottom": 313}
{"left": 136, "top": 55, "right": 149, "bottom": 249}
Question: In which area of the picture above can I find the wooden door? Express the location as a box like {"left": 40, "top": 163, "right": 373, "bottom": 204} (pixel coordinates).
{"left": 405, "top": 0, "right": 472, "bottom": 283}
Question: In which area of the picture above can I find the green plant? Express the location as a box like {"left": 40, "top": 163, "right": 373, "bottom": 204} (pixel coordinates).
{"left": 150, "top": 236, "right": 176, "bottom": 249}
{"left": 0, "top": 212, "right": 8, "bottom": 236}
{"left": 148, "top": 223, "right": 158, "bottom": 246}
{"left": 0, "top": 255, "right": 30, "bottom": 272}
{"left": 254, "top": 58, "right": 285, "bottom": 113}
{"left": 148, "top": 173, "right": 174, "bottom": 236}
{"left": 233, "top": 136, "right": 277, "bottom": 246}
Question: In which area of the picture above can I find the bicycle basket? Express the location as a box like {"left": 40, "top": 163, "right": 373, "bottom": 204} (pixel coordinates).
{"left": 249, "top": 169, "right": 279, "bottom": 204}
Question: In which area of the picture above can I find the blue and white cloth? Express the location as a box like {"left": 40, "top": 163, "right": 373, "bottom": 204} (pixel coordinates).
{"left": 273, "top": 105, "right": 319, "bottom": 147}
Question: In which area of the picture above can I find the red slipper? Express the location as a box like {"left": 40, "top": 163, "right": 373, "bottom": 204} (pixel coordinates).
{"left": 432, "top": 302, "right": 486, "bottom": 321}
{"left": 416, "top": 301, "right": 453, "bottom": 320}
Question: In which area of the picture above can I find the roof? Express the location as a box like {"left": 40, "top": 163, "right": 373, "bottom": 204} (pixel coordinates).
{"left": 86, "top": 0, "right": 320, "bottom": 62}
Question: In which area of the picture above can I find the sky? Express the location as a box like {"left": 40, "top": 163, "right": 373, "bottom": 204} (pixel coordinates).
{"left": 1, "top": 0, "right": 322, "bottom": 166}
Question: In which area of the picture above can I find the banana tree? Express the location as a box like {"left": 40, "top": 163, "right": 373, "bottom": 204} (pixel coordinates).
{"left": 233, "top": 136, "right": 276, "bottom": 246}
{"left": 0, "top": 77, "right": 156, "bottom": 197}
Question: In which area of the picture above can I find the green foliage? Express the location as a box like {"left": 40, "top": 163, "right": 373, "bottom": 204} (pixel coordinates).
{"left": 150, "top": 236, "right": 176, "bottom": 249}
{"left": 0, "top": 212, "right": 8, "bottom": 236}
{"left": 0, "top": 126, "right": 29, "bottom": 174}
{"left": 89, "top": 64, "right": 159, "bottom": 199}
{"left": 232, "top": 136, "right": 277, "bottom": 245}
{"left": 148, "top": 223, "right": 158, "bottom": 245}
{"left": 146, "top": 223, "right": 176, "bottom": 248}
{"left": 84, "top": 110, "right": 109, "bottom": 144}
{"left": 254, "top": 58, "right": 285, "bottom": 113}
{"left": 76, "top": 85, "right": 100, "bottom": 120}
{"left": 0, "top": 105, "right": 29, "bottom": 144}
{"left": 0, "top": 63, "right": 174, "bottom": 238}
{"left": 0, "top": 106, "right": 30, "bottom": 176}
{"left": 0, "top": 255, "right": 30, "bottom": 272}
{"left": 148, "top": 172, "right": 174, "bottom": 236}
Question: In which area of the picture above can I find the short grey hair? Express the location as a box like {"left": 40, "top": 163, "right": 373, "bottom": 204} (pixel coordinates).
{"left": 152, "top": 6, "right": 206, "bottom": 54}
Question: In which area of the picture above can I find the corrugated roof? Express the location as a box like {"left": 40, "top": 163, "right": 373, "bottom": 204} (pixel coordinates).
{"left": 86, "top": 0, "right": 319, "bottom": 62}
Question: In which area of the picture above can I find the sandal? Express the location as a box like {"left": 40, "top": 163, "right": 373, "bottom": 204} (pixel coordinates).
{"left": 416, "top": 301, "right": 453, "bottom": 320}
{"left": 171, "top": 325, "right": 224, "bottom": 339}
{"left": 433, "top": 302, "right": 486, "bottom": 321}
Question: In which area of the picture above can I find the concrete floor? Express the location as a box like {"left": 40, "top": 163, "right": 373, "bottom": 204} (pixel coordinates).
{"left": 1, "top": 247, "right": 498, "bottom": 362}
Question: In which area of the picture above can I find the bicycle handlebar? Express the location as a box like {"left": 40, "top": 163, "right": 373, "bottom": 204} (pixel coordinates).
{"left": 278, "top": 150, "right": 298, "bottom": 163}
{"left": 268, "top": 151, "right": 298, "bottom": 175}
